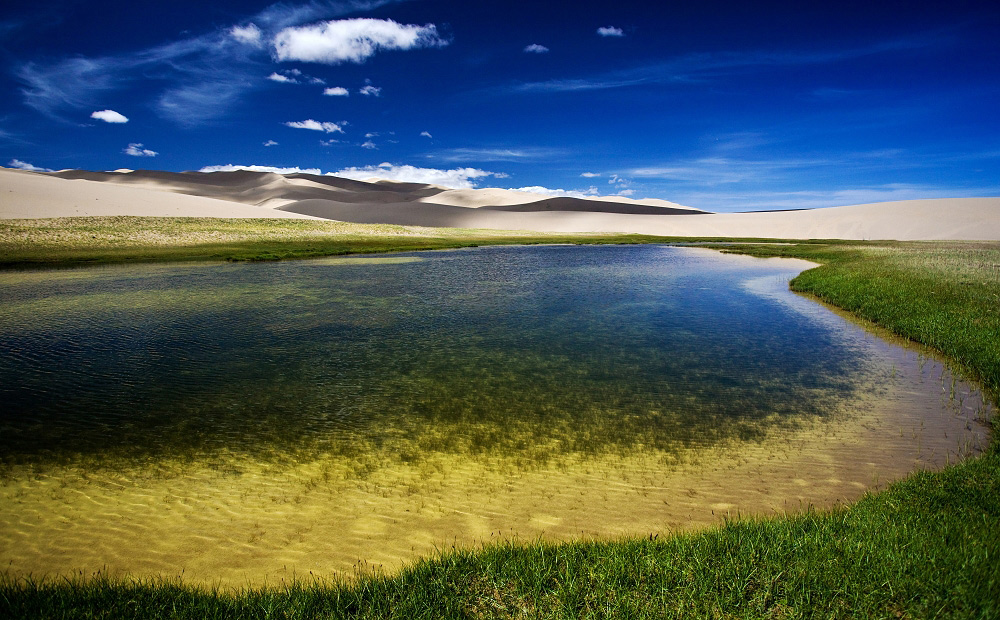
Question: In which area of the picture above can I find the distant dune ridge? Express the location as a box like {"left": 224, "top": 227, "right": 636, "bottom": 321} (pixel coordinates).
{"left": 2, "top": 167, "right": 998, "bottom": 240}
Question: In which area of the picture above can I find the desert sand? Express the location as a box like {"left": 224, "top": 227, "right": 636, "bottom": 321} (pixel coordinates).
{"left": 2, "top": 166, "right": 998, "bottom": 240}
{"left": 0, "top": 168, "right": 321, "bottom": 220}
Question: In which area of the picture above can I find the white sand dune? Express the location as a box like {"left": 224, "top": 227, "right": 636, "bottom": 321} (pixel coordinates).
{"left": 3, "top": 167, "right": 998, "bottom": 240}
{"left": 274, "top": 196, "right": 1000, "bottom": 240}
{"left": 0, "top": 168, "right": 321, "bottom": 220}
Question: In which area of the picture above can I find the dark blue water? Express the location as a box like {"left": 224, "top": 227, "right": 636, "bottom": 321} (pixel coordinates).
{"left": 0, "top": 245, "right": 874, "bottom": 469}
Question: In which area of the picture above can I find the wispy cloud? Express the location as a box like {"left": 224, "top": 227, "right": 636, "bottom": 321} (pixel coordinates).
{"left": 267, "top": 68, "right": 325, "bottom": 85}
{"left": 7, "top": 158, "right": 52, "bottom": 171}
{"left": 263, "top": 140, "right": 278, "bottom": 146}
{"left": 524, "top": 44, "right": 549, "bottom": 53}
{"left": 18, "top": 57, "right": 120, "bottom": 118}
{"left": 597, "top": 26, "right": 624, "bottom": 37}
{"left": 623, "top": 144, "right": 1000, "bottom": 211}
{"left": 359, "top": 83, "right": 382, "bottom": 96}
{"left": 513, "top": 35, "right": 944, "bottom": 93}
{"left": 627, "top": 151, "right": 923, "bottom": 186}
{"left": 810, "top": 87, "right": 865, "bottom": 100}
{"left": 124, "top": 143, "right": 157, "bottom": 157}
{"left": 432, "top": 146, "right": 567, "bottom": 162}
{"left": 675, "top": 184, "right": 1000, "bottom": 212}
{"left": 15, "top": 1, "right": 402, "bottom": 124}
{"left": 420, "top": 131, "right": 432, "bottom": 138}
{"left": 608, "top": 174, "right": 631, "bottom": 188}
{"left": 267, "top": 72, "right": 298, "bottom": 83}
{"left": 230, "top": 24, "right": 263, "bottom": 47}
{"left": 285, "top": 119, "right": 344, "bottom": 133}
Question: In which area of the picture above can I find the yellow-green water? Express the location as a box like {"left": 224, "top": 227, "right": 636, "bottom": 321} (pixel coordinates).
{"left": 0, "top": 245, "right": 989, "bottom": 585}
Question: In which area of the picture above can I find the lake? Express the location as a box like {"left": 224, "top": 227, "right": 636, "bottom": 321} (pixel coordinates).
{"left": 0, "top": 245, "right": 989, "bottom": 585}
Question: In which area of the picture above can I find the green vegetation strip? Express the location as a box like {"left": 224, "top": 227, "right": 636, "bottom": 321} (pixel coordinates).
{"left": 2, "top": 220, "right": 998, "bottom": 618}
{"left": 0, "top": 216, "right": 773, "bottom": 267}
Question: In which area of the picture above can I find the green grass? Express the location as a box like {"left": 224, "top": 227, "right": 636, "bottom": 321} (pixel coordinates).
{"left": 0, "top": 216, "right": 800, "bottom": 267}
{"left": 1, "top": 225, "right": 998, "bottom": 618}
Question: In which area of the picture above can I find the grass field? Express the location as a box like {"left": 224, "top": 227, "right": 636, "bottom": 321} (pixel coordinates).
{"left": 1, "top": 218, "right": 997, "bottom": 618}
{"left": 0, "top": 216, "right": 821, "bottom": 266}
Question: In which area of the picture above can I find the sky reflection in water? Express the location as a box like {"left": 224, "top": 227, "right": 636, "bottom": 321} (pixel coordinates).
{"left": 0, "top": 246, "right": 875, "bottom": 470}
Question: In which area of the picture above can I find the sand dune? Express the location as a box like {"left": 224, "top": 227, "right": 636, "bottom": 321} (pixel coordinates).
{"left": 275, "top": 196, "right": 1000, "bottom": 240}
{"left": 1, "top": 168, "right": 321, "bottom": 220}
{"left": 3, "top": 167, "right": 998, "bottom": 240}
{"left": 479, "top": 196, "right": 704, "bottom": 215}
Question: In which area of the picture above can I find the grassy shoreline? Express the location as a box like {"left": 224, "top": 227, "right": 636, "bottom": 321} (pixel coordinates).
{"left": 2, "top": 218, "right": 998, "bottom": 618}
{"left": 0, "top": 216, "right": 835, "bottom": 267}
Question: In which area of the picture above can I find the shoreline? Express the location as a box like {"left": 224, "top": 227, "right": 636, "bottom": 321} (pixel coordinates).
{"left": 2, "top": 223, "right": 998, "bottom": 616}
{"left": 3, "top": 168, "right": 999, "bottom": 242}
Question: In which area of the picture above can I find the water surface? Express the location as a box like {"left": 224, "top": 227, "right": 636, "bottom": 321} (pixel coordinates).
{"left": 0, "top": 245, "right": 989, "bottom": 584}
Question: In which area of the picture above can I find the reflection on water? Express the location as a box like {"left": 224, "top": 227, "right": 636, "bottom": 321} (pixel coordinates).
{"left": 0, "top": 245, "right": 991, "bottom": 585}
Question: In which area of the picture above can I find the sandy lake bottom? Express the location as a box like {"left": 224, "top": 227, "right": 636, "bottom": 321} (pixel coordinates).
{"left": 0, "top": 245, "right": 991, "bottom": 586}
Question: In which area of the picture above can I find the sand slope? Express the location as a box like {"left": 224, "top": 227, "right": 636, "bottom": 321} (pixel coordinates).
{"left": 3, "top": 167, "right": 998, "bottom": 240}
{"left": 276, "top": 196, "right": 1000, "bottom": 240}
{"left": 0, "top": 168, "right": 321, "bottom": 219}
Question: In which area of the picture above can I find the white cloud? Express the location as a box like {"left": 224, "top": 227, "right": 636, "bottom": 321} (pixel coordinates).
{"left": 124, "top": 143, "right": 157, "bottom": 157}
{"left": 16, "top": 2, "right": 399, "bottom": 125}
{"left": 323, "top": 86, "right": 349, "bottom": 96}
{"left": 320, "top": 139, "right": 339, "bottom": 146}
{"left": 420, "top": 131, "right": 432, "bottom": 138}
{"left": 263, "top": 140, "right": 278, "bottom": 146}
{"left": 272, "top": 18, "right": 448, "bottom": 65}
{"left": 509, "top": 186, "right": 600, "bottom": 198}
{"left": 361, "top": 140, "right": 377, "bottom": 149}
{"left": 433, "top": 146, "right": 567, "bottom": 162}
{"left": 284, "top": 119, "right": 344, "bottom": 133}
{"left": 199, "top": 164, "right": 322, "bottom": 175}
{"left": 332, "top": 163, "right": 501, "bottom": 188}
{"left": 8, "top": 159, "right": 53, "bottom": 171}
{"left": 269, "top": 70, "right": 327, "bottom": 85}
{"left": 580, "top": 172, "right": 601, "bottom": 178}
{"left": 597, "top": 26, "right": 625, "bottom": 37}
{"left": 524, "top": 44, "right": 549, "bottom": 53}
{"left": 359, "top": 84, "right": 382, "bottom": 96}
{"left": 230, "top": 23, "right": 263, "bottom": 46}
{"left": 90, "top": 109, "right": 128, "bottom": 123}
{"left": 364, "top": 132, "right": 378, "bottom": 138}
{"left": 267, "top": 72, "right": 297, "bottom": 83}
{"left": 157, "top": 81, "right": 249, "bottom": 126}
{"left": 608, "top": 174, "right": 631, "bottom": 187}
{"left": 616, "top": 189, "right": 636, "bottom": 196}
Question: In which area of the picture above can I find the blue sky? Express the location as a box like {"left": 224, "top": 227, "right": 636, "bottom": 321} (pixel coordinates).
{"left": 2, "top": 0, "right": 998, "bottom": 211}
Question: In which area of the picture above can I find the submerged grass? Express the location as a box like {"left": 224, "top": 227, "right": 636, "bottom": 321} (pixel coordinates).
{"left": 1, "top": 224, "right": 998, "bottom": 618}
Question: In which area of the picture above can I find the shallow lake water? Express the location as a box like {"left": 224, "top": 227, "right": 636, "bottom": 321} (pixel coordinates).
{"left": 0, "top": 245, "right": 990, "bottom": 585}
